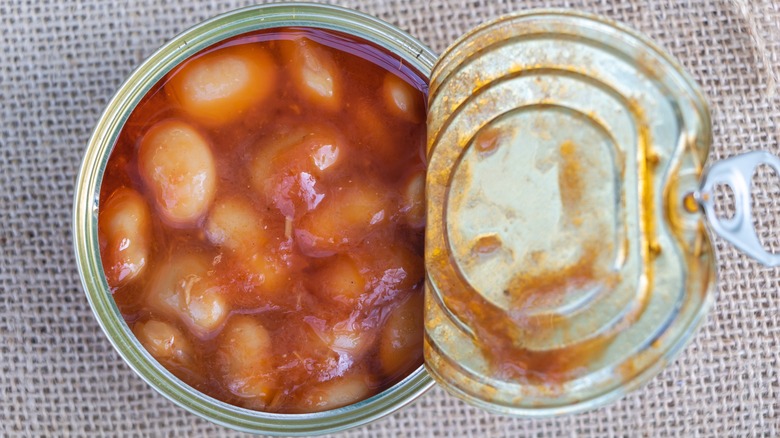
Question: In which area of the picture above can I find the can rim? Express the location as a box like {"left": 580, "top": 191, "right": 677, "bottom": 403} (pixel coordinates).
{"left": 72, "top": 3, "right": 436, "bottom": 435}
{"left": 434, "top": 9, "right": 710, "bottom": 120}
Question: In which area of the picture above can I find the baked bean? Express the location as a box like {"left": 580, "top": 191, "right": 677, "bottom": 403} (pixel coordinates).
{"left": 382, "top": 72, "right": 425, "bottom": 123}
{"left": 400, "top": 168, "right": 426, "bottom": 229}
{"left": 133, "top": 320, "right": 193, "bottom": 367}
{"left": 295, "top": 374, "right": 372, "bottom": 413}
{"left": 250, "top": 124, "right": 344, "bottom": 219}
{"left": 245, "top": 251, "right": 293, "bottom": 297}
{"left": 138, "top": 120, "right": 216, "bottom": 226}
{"left": 311, "top": 255, "right": 366, "bottom": 304}
{"left": 285, "top": 37, "right": 341, "bottom": 111}
{"left": 379, "top": 292, "right": 424, "bottom": 377}
{"left": 363, "top": 242, "right": 424, "bottom": 291}
{"left": 282, "top": 125, "right": 343, "bottom": 177}
{"left": 217, "top": 315, "right": 277, "bottom": 407}
{"left": 166, "top": 44, "right": 276, "bottom": 125}
{"left": 307, "top": 314, "right": 376, "bottom": 360}
{"left": 349, "top": 101, "right": 397, "bottom": 165}
{"left": 249, "top": 129, "right": 301, "bottom": 217}
{"left": 205, "top": 197, "right": 291, "bottom": 294}
{"left": 205, "top": 197, "right": 269, "bottom": 254}
{"left": 147, "top": 253, "right": 228, "bottom": 337}
{"left": 329, "top": 320, "right": 376, "bottom": 358}
{"left": 99, "top": 187, "right": 151, "bottom": 287}
{"left": 296, "top": 183, "right": 389, "bottom": 255}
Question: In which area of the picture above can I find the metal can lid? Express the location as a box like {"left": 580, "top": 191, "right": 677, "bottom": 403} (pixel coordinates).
{"left": 424, "top": 10, "right": 715, "bottom": 415}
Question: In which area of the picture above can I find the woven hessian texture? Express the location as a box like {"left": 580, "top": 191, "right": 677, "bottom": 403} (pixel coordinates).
{"left": 2, "top": 0, "right": 780, "bottom": 436}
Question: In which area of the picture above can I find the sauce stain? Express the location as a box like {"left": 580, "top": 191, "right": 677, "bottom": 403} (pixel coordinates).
{"left": 474, "top": 126, "right": 503, "bottom": 157}
{"left": 472, "top": 234, "right": 502, "bottom": 256}
{"left": 557, "top": 140, "right": 583, "bottom": 217}
{"left": 506, "top": 241, "right": 613, "bottom": 318}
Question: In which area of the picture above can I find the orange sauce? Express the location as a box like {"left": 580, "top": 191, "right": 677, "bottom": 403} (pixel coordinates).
{"left": 98, "top": 27, "right": 427, "bottom": 413}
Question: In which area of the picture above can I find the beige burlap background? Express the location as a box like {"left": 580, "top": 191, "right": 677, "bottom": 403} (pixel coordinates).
{"left": 2, "top": 0, "right": 780, "bottom": 436}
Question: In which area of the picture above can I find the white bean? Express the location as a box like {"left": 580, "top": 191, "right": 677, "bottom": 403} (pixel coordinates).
{"left": 205, "top": 197, "right": 291, "bottom": 296}
{"left": 311, "top": 255, "right": 366, "bottom": 304}
{"left": 363, "top": 242, "right": 424, "bottom": 290}
{"left": 217, "top": 315, "right": 277, "bottom": 407}
{"left": 205, "top": 197, "right": 268, "bottom": 255}
{"left": 139, "top": 120, "right": 216, "bottom": 226}
{"left": 147, "top": 253, "right": 228, "bottom": 337}
{"left": 133, "top": 320, "right": 193, "bottom": 367}
{"left": 321, "top": 317, "right": 376, "bottom": 361}
{"left": 400, "top": 169, "right": 426, "bottom": 229}
{"left": 286, "top": 38, "right": 341, "bottom": 110}
{"left": 167, "top": 44, "right": 277, "bottom": 125}
{"left": 382, "top": 72, "right": 424, "bottom": 123}
{"left": 99, "top": 187, "right": 152, "bottom": 287}
{"left": 379, "top": 292, "right": 424, "bottom": 376}
{"left": 245, "top": 254, "right": 292, "bottom": 299}
{"left": 250, "top": 125, "right": 344, "bottom": 219}
{"left": 295, "top": 374, "right": 371, "bottom": 412}
{"left": 296, "top": 183, "right": 388, "bottom": 254}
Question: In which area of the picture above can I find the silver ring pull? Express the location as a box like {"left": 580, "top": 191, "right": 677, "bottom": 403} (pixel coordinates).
{"left": 697, "top": 150, "right": 780, "bottom": 267}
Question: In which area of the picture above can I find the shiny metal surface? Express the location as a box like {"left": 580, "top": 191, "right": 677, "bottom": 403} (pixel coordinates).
{"left": 698, "top": 151, "right": 780, "bottom": 267}
{"left": 424, "top": 10, "right": 716, "bottom": 416}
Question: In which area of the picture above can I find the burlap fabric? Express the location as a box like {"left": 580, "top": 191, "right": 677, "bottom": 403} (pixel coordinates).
{"left": 2, "top": 0, "right": 780, "bottom": 436}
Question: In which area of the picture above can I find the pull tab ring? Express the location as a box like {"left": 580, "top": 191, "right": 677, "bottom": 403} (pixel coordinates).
{"left": 697, "top": 150, "right": 780, "bottom": 266}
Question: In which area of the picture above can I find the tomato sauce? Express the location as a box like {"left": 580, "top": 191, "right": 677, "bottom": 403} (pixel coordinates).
{"left": 98, "top": 27, "right": 427, "bottom": 413}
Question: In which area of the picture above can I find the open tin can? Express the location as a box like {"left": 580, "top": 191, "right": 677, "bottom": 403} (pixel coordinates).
{"left": 73, "top": 2, "right": 778, "bottom": 435}
{"left": 73, "top": 3, "right": 436, "bottom": 435}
